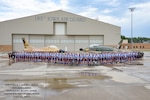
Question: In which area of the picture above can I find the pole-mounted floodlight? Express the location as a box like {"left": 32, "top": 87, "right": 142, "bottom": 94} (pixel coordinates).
{"left": 129, "top": 7, "right": 136, "bottom": 49}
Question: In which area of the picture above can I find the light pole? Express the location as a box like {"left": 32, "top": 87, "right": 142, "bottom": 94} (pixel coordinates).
{"left": 129, "top": 7, "right": 135, "bottom": 49}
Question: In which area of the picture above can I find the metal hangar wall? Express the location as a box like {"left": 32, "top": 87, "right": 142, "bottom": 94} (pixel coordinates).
{"left": 0, "top": 10, "right": 121, "bottom": 52}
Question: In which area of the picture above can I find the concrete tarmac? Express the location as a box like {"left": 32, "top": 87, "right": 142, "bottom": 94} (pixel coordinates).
{"left": 0, "top": 52, "right": 150, "bottom": 100}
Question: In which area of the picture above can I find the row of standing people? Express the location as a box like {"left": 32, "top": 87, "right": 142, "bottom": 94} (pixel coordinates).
{"left": 9, "top": 51, "right": 143, "bottom": 66}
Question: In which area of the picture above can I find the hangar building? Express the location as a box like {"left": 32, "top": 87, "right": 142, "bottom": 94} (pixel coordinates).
{"left": 0, "top": 10, "right": 121, "bottom": 52}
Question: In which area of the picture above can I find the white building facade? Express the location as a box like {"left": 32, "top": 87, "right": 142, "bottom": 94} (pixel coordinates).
{"left": 0, "top": 10, "right": 121, "bottom": 52}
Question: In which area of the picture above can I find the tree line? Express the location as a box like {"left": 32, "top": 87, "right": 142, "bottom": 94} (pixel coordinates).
{"left": 121, "top": 35, "right": 150, "bottom": 43}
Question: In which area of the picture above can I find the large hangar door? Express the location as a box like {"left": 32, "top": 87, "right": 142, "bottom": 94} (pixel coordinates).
{"left": 74, "top": 36, "right": 104, "bottom": 51}
{"left": 12, "top": 34, "right": 29, "bottom": 51}
{"left": 45, "top": 36, "right": 75, "bottom": 51}
{"left": 29, "top": 35, "right": 45, "bottom": 48}
{"left": 45, "top": 35, "right": 60, "bottom": 49}
{"left": 12, "top": 34, "right": 104, "bottom": 51}
{"left": 75, "top": 36, "right": 89, "bottom": 51}
{"left": 89, "top": 36, "right": 104, "bottom": 45}
{"left": 59, "top": 36, "right": 75, "bottom": 51}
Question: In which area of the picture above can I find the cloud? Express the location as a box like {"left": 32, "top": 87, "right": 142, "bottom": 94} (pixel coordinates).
{"left": 0, "top": 0, "right": 149, "bottom": 37}
{"left": 126, "top": 2, "right": 150, "bottom": 37}
{"left": 0, "top": 0, "right": 69, "bottom": 21}
{"left": 95, "top": 1, "right": 150, "bottom": 37}
{"left": 107, "top": 0, "right": 121, "bottom": 7}
{"left": 60, "top": 0, "right": 69, "bottom": 10}
{"left": 101, "top": 9, "right": 112, "bottom": 14}
{"left": 79, "top": 7, "right": 98, "bottom": 18}
{"left": 133, "top": 2, "right": 150, "bottom": 24}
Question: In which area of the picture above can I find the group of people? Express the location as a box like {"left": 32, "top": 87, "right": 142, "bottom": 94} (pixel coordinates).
{"left": 9, "top": 51, "right": 144, "bottom": 66}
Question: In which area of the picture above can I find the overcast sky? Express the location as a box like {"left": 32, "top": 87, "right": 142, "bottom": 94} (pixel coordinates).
{"left": 0, "top": 0, "right": 150, "bottom": 38}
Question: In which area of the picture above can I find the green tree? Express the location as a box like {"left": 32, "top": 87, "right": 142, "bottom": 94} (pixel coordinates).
{"left": 121, "top": 35, "right": 126, "bottom": 39}
{"left": 121, "top": 35, "right": 150, "bottom": 43}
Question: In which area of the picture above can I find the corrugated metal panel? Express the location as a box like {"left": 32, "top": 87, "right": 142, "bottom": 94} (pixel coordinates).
{"left": 12, "top": 34, "right": 104, "bottom": 51}
{"left": 45, "top": 35, "right": 75, "bottom": 51}
{"left": 12, "top": 34, "right": 28, "bottom": 51}
{"left": 59, "top": 36, "right": 75, "bottom": 51}
{"left": 29, "top": 35, "right": 45, "bottom": 48}
{"left": 75, "top": 36, "right": 89, "bottom": 51}
{"left": 89, "top": 36, "right": 103, "bottom": 45}
{"left": 45, "top": 35, "right": 60, "bottom": 50}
